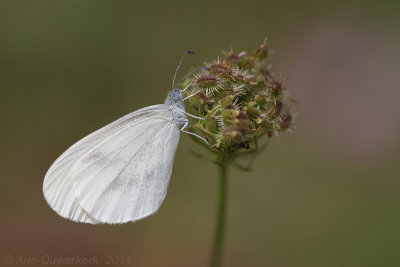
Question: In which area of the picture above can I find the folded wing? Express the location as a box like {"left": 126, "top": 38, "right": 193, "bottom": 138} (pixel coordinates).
{"left": 43, "top": 104, "right": 180, "bottom": 224}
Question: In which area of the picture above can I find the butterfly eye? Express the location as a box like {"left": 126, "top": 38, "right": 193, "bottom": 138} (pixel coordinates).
{"left": 170, "top": 89, "right": 183, "bottom": 101}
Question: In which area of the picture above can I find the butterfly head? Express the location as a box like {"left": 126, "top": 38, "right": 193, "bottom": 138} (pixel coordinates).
{"left": 170, "top": 87, "right": 184, "bottom": 100}
{"left": 165, "top": 88, "right": 184, "bottom": 109}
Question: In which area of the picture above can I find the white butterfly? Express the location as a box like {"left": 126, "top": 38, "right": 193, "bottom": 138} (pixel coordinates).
{"left": 43, "top": 51, "right": 207, "bottom": 224}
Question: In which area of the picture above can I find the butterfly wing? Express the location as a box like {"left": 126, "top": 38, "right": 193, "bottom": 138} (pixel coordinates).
{"left": 43, "top": 104, "right": 181, "bottom": 224}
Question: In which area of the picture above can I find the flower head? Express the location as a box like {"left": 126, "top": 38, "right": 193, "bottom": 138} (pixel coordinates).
{"left": 181, "top": 40, "right": 294, "bottom": 153}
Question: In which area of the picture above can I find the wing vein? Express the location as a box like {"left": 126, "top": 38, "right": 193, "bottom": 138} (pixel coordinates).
{"left": 90, "top": 122, "right": 171, "bottom": 218}
{"left": 45, "top": 115, "right": 170, "bottom": 192}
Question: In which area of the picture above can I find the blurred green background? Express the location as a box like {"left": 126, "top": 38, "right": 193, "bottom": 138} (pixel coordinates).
{"left": 1, "top": 1, "right": 399, "bottom": 266}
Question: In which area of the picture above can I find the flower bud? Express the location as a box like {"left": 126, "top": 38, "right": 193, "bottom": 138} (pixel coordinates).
{"left": 246, "top": 107, "right": 260, "bottom": 119}
{"left": 253, "top": 41, "right": 269, "bottom": 60}
{"left": 279, "top": 114, "right": 292, "bottom": 131}
{"left": 267, "top": 102, "right": 283, "bottom": 119}
{"left": 207, "top": 60, "right": 232, "bottom": 77}
{"left": 269, "top": 80, "right": 283, "bottom": 95}
{"left": 219, "top": 95, "right": 234, "bottom": 108}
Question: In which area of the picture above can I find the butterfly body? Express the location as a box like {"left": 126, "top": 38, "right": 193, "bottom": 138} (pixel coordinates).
{"left": 165, "top": 87, "right": 188, "bottom": 126}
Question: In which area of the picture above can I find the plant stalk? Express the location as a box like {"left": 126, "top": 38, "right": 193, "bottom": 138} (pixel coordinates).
{"left": 210, "top": 154, "right": 228, "bottom": 267}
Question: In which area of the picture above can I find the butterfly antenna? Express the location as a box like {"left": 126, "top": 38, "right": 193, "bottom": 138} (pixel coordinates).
{"left": 172, "top": 50, "right": 195, "bottom": 89}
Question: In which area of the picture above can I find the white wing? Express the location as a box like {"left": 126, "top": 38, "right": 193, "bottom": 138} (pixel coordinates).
{"left": 43, "top": 104, "right": 181, "bottom": 224}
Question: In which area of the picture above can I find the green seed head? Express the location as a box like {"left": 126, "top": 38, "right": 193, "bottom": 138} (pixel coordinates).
{"left": 181, "top": 40, "right": 294, "bottom": 153}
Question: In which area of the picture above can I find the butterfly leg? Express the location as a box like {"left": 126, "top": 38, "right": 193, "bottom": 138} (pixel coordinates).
{"left": 182, "top": 82, "right": 193, "bottom": 92}
{"left": 183, "top": 111, "right": 205, "bottom": 121}
{"left": 181, "top": 121, "right": 210, "bottom": 145}
{"left": 183, "top": 88, "right": 203, "bottom": 100}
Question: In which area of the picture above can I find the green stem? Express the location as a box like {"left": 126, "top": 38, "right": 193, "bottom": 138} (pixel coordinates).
{"left": 210, "top": 154, "right": 229, "bottom": 267}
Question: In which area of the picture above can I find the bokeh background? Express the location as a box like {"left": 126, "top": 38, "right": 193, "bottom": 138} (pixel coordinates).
{"left": 1, "top": 1, "right": 399, "bottom": 266}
